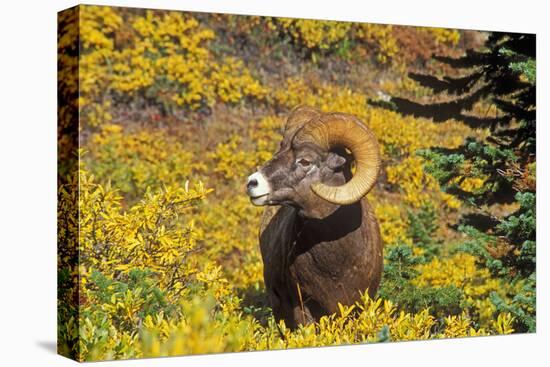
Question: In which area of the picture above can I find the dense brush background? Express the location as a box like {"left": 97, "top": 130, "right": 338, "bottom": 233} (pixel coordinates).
{"left": 57, "top": 5, "right": 535, "bottom": 361}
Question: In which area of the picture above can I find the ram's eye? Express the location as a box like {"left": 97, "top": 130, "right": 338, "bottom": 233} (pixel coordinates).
{"left": 297, "top": 158, "right": 311, "bottom": 167}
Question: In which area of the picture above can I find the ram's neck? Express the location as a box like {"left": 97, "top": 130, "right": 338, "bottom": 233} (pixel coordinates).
{"left": 297, "top": 198, "right": 340, "bottom": 219}
{"left": 293, "top": 201, "right": 364, "bottom": 255}
{"left": 297, "top": 168, "right": 349, "bottom": 219}
{"left": 294, "top": 164, "right": 363, "bottom": 253}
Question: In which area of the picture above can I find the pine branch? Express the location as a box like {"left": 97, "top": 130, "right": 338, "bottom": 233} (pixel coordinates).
{"left": 408, "top": 71, "right": 483, "bottom": 96}
{"left": 433, "top": 49, "right": 488, "bottom": 69}
{"left": 494, "top": 98, "right": 535, "bottom": 121}
{"left": 391, "top": 85, "right": 490, "bottom": 123}
{"left": 490, "top": 74, "right": 531, "bottom": 97}
{"left": 459, "top": 212, "right": 500, "bottom": 232}
{"left": 458, "top": 113, "right": 512, "bottom": 130}
{"left": 501, "top": 34, "right": 536, "bottom": 58}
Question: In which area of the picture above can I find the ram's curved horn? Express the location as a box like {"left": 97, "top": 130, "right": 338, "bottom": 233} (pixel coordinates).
{"left": 294, "top": 112, "right": 381, "bottom": 205}
{"left": 284, "top": 105, "right": 322, "bottom": 136}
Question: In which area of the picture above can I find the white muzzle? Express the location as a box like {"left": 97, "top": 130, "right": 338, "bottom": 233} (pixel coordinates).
{"left": 246, "top": 171, "right": 271, "bottom": 205}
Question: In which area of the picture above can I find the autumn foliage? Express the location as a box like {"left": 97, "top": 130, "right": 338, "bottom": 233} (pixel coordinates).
{"left": 58, "top": 5, "right": 532, "bottom": 362}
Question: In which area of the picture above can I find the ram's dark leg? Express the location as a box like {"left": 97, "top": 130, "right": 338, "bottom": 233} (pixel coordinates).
{"left": 293, "top": 304, "right": 314, "bottom": 326}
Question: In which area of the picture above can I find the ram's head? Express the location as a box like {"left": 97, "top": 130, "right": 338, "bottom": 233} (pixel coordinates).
{"left": 246, "top": 106, "right": 381, "bottom": 212}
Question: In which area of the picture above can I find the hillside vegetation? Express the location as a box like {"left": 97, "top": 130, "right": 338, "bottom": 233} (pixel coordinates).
{"left": 58, "top": 6, "right": 534, "bottom": 361}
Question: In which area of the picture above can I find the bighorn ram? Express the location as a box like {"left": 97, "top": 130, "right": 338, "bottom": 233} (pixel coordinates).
{"left": 246, "top": 106, "right": 383, "bottom": 328}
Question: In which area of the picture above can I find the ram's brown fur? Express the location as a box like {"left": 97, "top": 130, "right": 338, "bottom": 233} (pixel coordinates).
{"left": 253, "top": 107, "right": 383, "bottom": 328}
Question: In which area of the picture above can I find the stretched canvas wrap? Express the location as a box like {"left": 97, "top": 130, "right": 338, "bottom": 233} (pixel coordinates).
{"left": 57, "top": 4, "right": 536, "bottom": 362}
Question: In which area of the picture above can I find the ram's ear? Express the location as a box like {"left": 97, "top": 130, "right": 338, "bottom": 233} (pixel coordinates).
{"left": 325, "top": 152, "right": 346, "bottom": 170}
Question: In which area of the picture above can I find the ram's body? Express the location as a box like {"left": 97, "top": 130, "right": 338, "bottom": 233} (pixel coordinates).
{"left": 247, "top": 107, "right": 383, "bottom": 328}
{"left": 259, "top": 180, "right": 382, "bottom": 327}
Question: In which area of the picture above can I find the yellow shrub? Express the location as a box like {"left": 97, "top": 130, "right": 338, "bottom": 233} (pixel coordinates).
{"left": 422, "top": 27, "right": 460, "bottom": 46}
{"left": 275, "top": 18, "right": 352, "bottom": 50}
{"left": 373, "top": 202, "right": 412, "bottom": 246}
{"left": 386, "top": 156, "right": 460, "bottom": 209}
{"left": 458, "top": 176, "right": 487, "bottom": 193}
{"left": 75, "top": 166, "right": 212, "bottom": 295}
{"left": 252, "top": 293, "right": 498, "bottom": 350}
{"left": 412, "top": 253, "right": 515, "bottom": 330}
{"left": 209, "top": 135, "right": 258, "bottom": 180}
{"left": 86, "top": 124, "right": 206, "bottom": 199}
{"left": 413, "top": 253, "right": 499, "bottom": 297}
{"left": 356, "top": 24, "right": 399, "bottom": 64}
{"left": 440, "top": 313, "right": 487, "bottom": 338}
{"left": 209, "top": 115, "right": 283, "bottom": 180}
{"left": 194, "top": 195, "right": 265, "bottom": 289}
{"left": 77, "top": 6, "right": 267, "bottom": 127}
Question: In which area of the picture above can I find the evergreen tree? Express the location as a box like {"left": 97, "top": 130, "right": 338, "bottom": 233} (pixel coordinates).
{"left": 382, "top": 32, "right": 536, "bottom": 332}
